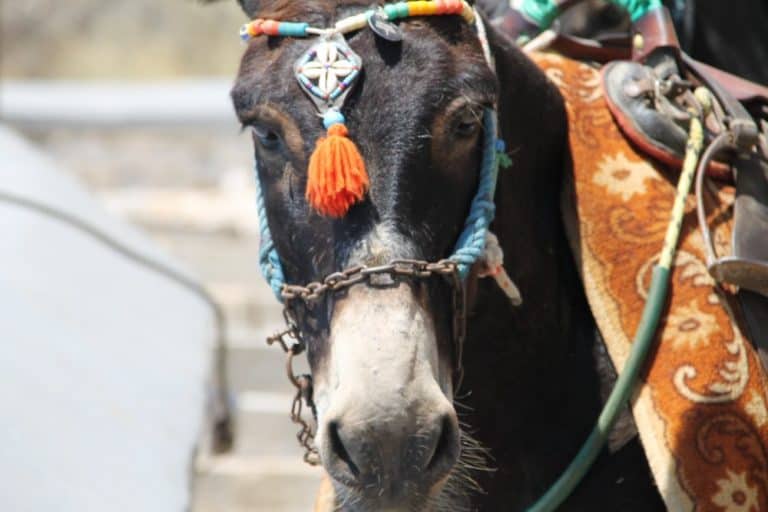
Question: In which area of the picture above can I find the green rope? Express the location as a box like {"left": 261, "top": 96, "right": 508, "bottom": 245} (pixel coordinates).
{"left": 617, "top": 0, "right": 663, "bottom": 22}
{"left": 520, "top": 0, "right": 559, "bottom": 29}
{"left": 521, "top": 0, "right": 662, "bottom": 28}
{"left": 526, "top": 88, "right": 712, "bottom": 512}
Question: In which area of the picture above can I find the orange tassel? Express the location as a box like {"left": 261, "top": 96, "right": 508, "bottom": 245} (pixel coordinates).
{"left": 306, "top": 123, "right": 369, "bottom": 217}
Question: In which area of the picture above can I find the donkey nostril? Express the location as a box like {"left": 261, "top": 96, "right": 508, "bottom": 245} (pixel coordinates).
{"left": 426, "top": 415, "right": 460, "bottom": 474}
{"left": 328, "top": 421, "right": 360, "bottom": 478}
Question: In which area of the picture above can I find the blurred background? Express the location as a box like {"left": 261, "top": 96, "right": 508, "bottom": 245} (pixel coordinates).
{"left": 1, "top": 1, "right": 321, "bottom": 511}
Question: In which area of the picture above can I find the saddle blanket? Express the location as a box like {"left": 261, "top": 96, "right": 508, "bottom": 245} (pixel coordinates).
{"left": 532, "top": 51, "right": 768, "bottom": 512}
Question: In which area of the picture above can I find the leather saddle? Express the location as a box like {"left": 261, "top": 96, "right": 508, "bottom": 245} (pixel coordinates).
{"left": 488, "top": 1, "right": 768, "bottom": 361}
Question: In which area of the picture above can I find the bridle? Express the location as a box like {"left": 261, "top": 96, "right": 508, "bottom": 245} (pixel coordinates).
{"left": 245, "top": 2, "right": 506, "bottom": 465}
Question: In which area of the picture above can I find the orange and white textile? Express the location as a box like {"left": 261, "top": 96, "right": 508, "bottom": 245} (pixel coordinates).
{"left": 532, "top": 52, "right": 768, "bottom": 512}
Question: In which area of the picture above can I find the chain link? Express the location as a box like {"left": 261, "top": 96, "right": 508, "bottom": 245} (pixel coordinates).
{"left": 265, "top": 258, "right": 467, "bottom": 464}
{"left": 266, "top": 323, "right": 320, "bottom": 464}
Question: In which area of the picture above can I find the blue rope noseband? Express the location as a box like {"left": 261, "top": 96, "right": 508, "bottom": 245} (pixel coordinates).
{"left": 254, "top": 169, "right": 287, "bottom": 299}
{"left": 255, "top": 108, "right": 504, "bottom": 301}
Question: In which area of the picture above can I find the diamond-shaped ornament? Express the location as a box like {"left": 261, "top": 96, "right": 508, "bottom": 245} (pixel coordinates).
{"left": 294, "top": 33, "right": 362, "bottom": 114}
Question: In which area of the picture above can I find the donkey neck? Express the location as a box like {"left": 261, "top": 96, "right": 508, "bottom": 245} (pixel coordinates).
{"left": 458, "top": 31, "right": 606, "bottom": 507}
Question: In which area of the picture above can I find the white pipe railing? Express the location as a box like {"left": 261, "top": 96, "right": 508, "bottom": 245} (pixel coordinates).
{"left": 0, "top": 79, "right": 236, "bottom": 128}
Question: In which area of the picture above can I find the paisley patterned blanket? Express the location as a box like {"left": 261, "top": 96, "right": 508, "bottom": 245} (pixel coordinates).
{"left": 533, "top": 52, "right": 768, "bottom": 511}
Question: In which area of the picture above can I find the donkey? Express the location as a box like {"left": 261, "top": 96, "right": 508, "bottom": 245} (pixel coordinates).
{"left": 225, "top": 1, "right": 665, "bottom": 509}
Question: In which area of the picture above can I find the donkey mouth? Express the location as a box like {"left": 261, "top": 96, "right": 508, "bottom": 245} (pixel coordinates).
{"left": 331, "top": 484, "right": 437, "bottom": 512}
{"left": 323, "top": 425, "right": 491, "bottom": 512}
{"left": 329, "top": 470, "right": 468, "bottom": 512}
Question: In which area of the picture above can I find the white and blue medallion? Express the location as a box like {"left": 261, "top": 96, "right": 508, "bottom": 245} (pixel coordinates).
{"left": 294, "top": 34, "right": 362, "bottom": 120}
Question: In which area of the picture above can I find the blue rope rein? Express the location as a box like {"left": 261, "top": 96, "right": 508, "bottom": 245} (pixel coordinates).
{"left": 255, "top": 107, "right": 503, "bottom": 301}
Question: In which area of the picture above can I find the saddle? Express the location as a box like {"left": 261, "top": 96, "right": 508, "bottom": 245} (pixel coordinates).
{"left": 492, "top": 3, "right": 768, "bottom": 360}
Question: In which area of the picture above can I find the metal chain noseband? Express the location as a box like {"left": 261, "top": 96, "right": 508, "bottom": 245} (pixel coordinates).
{"left": 266, "top": 318, "right": 320, "bottom": 465}
{"left": 265, "top": 258, "right": 467, "bottom": 464}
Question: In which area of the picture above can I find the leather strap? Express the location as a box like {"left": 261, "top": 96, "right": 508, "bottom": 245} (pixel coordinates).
{"left": 549, "top": 34, "right": 630, "bottom": 63}
{"left": 686, "top": 58, "right": 768, "bottom": 105}
{"left": 631, "top": 6, "right": 680, "bottom": 62}
{"left": 682, "top": 52, "right": 760, "bottom": 151}
{"left": 739, "top": 291, "right": 768, "bottom": 371}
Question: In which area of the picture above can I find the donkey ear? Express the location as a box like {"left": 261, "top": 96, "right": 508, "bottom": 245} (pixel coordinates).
{"left": 237, "top": 0, "right": 261, "bottom": 17}
{"left": 200, "top": 0, "right": 261, "bottom": 18}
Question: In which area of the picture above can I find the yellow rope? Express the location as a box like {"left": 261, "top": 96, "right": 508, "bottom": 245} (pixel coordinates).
{"left": 659, "top": 87, "right": 713, "bottom": 269}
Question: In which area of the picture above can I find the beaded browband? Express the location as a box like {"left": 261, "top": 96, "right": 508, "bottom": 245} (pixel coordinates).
{"left": 240, "top": 1, "right": 475, "bottom": 41}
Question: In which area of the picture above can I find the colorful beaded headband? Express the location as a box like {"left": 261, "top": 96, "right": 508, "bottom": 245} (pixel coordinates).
{"left": 240, "top": 0, "right": 476, "bottom": 218}
{"left": 239, "top": 1, "right": 474, "bottom": 41}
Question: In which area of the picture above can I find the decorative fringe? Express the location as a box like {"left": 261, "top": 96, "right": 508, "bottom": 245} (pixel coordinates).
{"left": 306, "top": 115, "right": 368, "bottom": 218}
{"left": 478, "top": 232, "right": 523, "bottom": 306}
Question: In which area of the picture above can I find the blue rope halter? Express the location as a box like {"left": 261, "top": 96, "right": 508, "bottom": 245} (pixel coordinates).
{"left": 255, "top": 108, "right": 504, "bottom": 301}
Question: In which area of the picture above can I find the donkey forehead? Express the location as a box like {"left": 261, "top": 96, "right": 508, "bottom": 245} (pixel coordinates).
{"left": 232, "top": 17, "right": 497, "bottom": 129}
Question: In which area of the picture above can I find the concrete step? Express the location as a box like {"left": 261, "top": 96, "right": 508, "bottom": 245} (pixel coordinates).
{"left": 101, "top": 183, "right": 260, "bottom": 241}
{"left": 29, "top": 129, "right": 251, "bottom": 190}
{"left": 91, "top": 174, "right": 287, "bottom": 328}
{"left": 225, "top": 326, "right": 312, "bottom": 394}
{"left": 233, "top": 390, "right": 315, "bottom": 458}
{"left": 225, "top": 338, "right": 288, "bottom": 395}
{"left": 145, "top": 231, "right": 265, "bottom": 284}
{"left": 210, "top": 282, "right": 284, "bottom": 333}
{"left": 136, "top": 230, "right": 285, "bottom": 330}
{"left": 192, "top": 454, "right": 323, "bottom": 512}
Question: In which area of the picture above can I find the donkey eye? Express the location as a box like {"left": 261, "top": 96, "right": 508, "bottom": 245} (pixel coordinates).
{"left": 251, "top": 125, "right": 282, "bottom": 151}
{"left": 453, "top": 110, "right": 482, "bottom": 138}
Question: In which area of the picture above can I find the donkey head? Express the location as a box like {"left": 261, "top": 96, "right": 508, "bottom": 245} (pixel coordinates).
{"left": 231, "top": 1, "right": 496, "bottom": 508}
